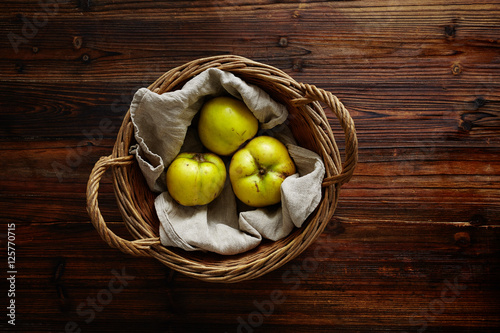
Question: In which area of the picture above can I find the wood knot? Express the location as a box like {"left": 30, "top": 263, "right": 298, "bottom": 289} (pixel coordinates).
{"left": 454, "top": 232, "right": 471, "bottom": 248}
{"left": 73, "top": 36, "right": 83, "bottom": 50}
{"left": 460, "top": 99, "right": 498, "bottom": 131}
{"left": 444, "top": 25, "right": 456, "bottom": 38}
{"left": 451, "top": 63, "right": 462, "bottom": 75}
{"left": 279, "top": 36, "right": 288, "bottom": 47}
{"left": 474, "top": 97, "right": 486, "bottom": 109}
{"left": 82, "top": 54, "right": 90, "bottom": 63}
{"left": 458, "top": 120, "right": 472, "bottom": 132}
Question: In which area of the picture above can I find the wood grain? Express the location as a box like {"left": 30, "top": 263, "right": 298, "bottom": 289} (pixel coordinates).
{"left": 1, "top": 0, "right": 499, "bottom": 332}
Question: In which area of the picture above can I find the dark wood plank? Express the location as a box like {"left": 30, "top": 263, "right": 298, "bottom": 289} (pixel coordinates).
{"left": 4, "top": 220, "right": 499, "bottom": 331}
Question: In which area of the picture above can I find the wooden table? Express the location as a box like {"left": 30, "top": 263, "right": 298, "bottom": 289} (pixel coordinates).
{"left": 1, "top": 1, "right": 499, "bottom": 332}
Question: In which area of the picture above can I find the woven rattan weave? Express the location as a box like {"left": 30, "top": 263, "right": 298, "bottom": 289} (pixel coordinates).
{"left": 86, "top": 55, "right": 358, "bottom": 283}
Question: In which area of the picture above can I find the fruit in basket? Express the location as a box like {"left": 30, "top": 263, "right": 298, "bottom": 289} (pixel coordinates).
{"left": 229, "top": 136, "right": 296, "bottom": 207}
{"left": 198, "top": 96, "right": 258, "bottom": 156}
{"left": 166, "top": 152, "right": 226, "bottom": 206}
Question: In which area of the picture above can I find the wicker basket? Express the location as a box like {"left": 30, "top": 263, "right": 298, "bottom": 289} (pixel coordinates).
{"left": 86, "top": 55, "right": 358, "bottom": 283}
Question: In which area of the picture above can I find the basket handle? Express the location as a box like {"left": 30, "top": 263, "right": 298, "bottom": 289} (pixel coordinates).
{"left": 292, "top": 83, "right": 358, "bottom": 187}
{"left": 86, "top": 155, "right": 160, "bottom": 256}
